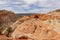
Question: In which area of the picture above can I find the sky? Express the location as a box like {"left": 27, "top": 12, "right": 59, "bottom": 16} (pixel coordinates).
{"left": 0, "top": 0, "right": 60, "bottom": 13}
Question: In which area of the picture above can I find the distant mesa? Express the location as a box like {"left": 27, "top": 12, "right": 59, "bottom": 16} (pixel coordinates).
{"left": 53, "top": 9, "right": 60, "bottom": 12}
{"left": 48, "top": 9, "right": 60, "bottom": 16}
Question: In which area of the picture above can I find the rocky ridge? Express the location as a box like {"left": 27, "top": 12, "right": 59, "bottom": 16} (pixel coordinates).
{"left": 11, "top": 9, "right": 60, "bottom": 40}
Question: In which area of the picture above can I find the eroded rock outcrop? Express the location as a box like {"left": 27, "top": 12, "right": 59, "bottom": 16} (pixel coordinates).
{"left": 11, "top": 14, "right": 60, "bottom": 40}
{"left": 0, "top": 10, "right": 19, "bottom": 35}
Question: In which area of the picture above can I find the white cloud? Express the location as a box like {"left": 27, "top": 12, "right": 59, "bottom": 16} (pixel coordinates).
{"left": 11, "top": 1, "right": 24, "bottom": 4}
{"left": 13, "top": 2, "right": 22, "bottom": 4}
{"left": 38, "top": 0, "right": 60, "bottom": 7}
{"left": 24, "top": 0, "right": 37, "bottom": 4}
{"left": 3, "top": 7, "right": 13, "bottom": 11}
{"left": 1, "top": 6, "right": 15, "bottom": 12}
{"left": 0, "top": 0, "right": 60, "bottom": 13}
{"left": 0, "top": 1, "right": 7, "bottom": 5}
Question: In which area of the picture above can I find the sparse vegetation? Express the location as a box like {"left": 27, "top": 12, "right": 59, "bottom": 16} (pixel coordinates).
{"left": 6, "top": 27, "right": 12, "bottom": 37}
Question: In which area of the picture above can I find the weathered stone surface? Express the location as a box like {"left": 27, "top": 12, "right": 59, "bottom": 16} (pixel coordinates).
{"left": 0, "top": 10, "right": 19, "bottom": 35}
{"left": 11, "top": 14, "right": 60, "bottom": 40}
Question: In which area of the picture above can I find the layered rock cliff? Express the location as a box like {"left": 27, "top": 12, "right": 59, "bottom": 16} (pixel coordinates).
{"left": 0, "top": 10, "right": 19, "bottom": 35}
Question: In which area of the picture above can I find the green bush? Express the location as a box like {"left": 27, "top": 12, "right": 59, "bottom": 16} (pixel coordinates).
{"left": 6, "top": 27, "right": 12, "bottom": 37}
